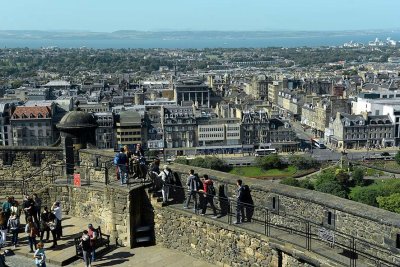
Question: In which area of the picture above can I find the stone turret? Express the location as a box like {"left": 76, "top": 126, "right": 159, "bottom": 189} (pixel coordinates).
{"left": 56, "top": 101, "right": 98, "bottom": 174}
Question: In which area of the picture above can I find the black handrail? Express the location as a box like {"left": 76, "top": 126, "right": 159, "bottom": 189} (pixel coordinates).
{"left": 162, "top": 182, "right": 400, "bottom": 267}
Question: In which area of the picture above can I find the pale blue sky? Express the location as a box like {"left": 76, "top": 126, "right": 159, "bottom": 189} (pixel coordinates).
{"left": 1, "top": 0, "right": 400, "bottom": 32}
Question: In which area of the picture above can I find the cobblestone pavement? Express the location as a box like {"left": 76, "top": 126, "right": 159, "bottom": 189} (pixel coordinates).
{"left": 3, "top": 254, "right": 58, "bottom": 267}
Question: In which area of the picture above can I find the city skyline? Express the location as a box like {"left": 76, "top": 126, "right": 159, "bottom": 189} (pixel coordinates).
{"left": 1, "top": 0, "right": 400, "bottom": 32}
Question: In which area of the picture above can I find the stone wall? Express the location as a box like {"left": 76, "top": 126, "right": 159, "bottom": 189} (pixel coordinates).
{"left": 40, "top": 183, "right": 144, "bottom": 247}
{"left": 154, "top": 204, "right": 334, "bottom": 267}
{"left": 78, "top": 149, "right": 116, "bottom": 183}
{"left": 0, "top": 147, "right": 64, "bottom": 195}
{"left": 170, "top": 163, "right": 400, "bottom": 265}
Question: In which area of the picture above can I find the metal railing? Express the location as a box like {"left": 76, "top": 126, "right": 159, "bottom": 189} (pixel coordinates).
{"left": 161, "top": 182, "right": 400, "bottom": 267}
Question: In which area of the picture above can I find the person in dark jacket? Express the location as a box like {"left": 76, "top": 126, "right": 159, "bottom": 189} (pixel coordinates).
{"left": 80, "top": 230, "right": 92, "bottom": 267}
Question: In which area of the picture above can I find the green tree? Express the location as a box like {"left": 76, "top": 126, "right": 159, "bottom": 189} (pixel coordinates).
{"left": 349, "top": 179, "right": 400, "bottom": 206}
{"left": 377, "top": 193, "right": 400, "bottom": 213}
{"left": 289, "top": 155, "right": 319, "bottom": 170}
{"left": 315, "top": 180, "right": 348, "bottom": 198}
{"left": 255, "top": 154, "right": 284, "bottom": 170}
{"left": 395, "top": 151, "right": 400, "bottom": 165}
{"left": 314, "top": 170, "right": 348, "bottom": 198}
{"left": 299, "top": 179, "right": 315, "bottom": 190}
{"left": 280, "top": 177, "right": 300, "bottom": 187}
{"left": 351, "top": 168, "right": 365, "bottom": 186}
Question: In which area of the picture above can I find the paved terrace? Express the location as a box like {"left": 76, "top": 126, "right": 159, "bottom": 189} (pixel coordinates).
{"left": 2, "top": 215, "right": 215, "bottom": 267}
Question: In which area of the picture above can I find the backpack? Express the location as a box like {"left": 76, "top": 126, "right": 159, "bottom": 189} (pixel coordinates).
{"left": 207, "top": 183, "right": 216, "bottom": 196}
{"left": 194, "top": 175, "right": 203, "bottom": 191}
{"left": 163, "top": 170, "right": 173, "bottom": 184}
{"left": 113, "top": 153, "right": 121, "bottom": 166}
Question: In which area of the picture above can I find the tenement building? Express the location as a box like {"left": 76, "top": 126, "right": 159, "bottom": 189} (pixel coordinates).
{"left": 328, "top": 112, "right": 395, "bottom": 149}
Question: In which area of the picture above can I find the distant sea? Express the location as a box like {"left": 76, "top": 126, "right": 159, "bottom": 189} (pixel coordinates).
{"left": 2, "top": 32, "right": 400, "bottom": 49}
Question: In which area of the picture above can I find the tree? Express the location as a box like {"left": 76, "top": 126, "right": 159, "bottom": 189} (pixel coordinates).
{"left": 349, "top": 179, "right": 400, "bottom": 207}
{"left": 314, "top": 170, "right": 348, "bottom": 198}
{"left": 395, "top": 151, "right": 400, "bottom": 165}
{"left": 289, "top": 155, "right": 319, "bottom": 170}
{"left": 315, "top": 180, "right": 348, "bottom": 198}
{"left": 280, "top": 177, "right": 300, "bottom": 187}
{"left": 351, "top": 168, "right": 365, "bottom": 186}
{"left": 377, "top": 193, "right": 400, "bottom": 213}
{"left": 255, "top": 154, "right": 284, "bottom": 170}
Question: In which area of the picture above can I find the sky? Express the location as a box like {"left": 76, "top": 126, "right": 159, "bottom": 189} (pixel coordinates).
{"left": 1, "top": 0, "right": 400, "bottom": 32}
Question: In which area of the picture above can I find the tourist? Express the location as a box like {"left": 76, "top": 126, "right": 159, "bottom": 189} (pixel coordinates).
{"left": 10, "top": 201, "right": 20, "bottom": 219}
{"left": 33, "top": 194, "right": 42, "bottom": 222}
{"left": 149, "top": 158, "right": 161, "bottom": 191}
{"left": 0, "top": 211, "right": 7, "bottom": 248}
{"left": 22, "top": 195, "right": 30, "bottom": 223}
{"left": 25, "top": 216, "right": 39, "bottom": 252}
{"left": 199, "top": 175, "right": 218, "bottom": 218}
{"left": 33, "top": 242, "right": 46, "bottom": 267}
{"left": 7, "top": 212, "right": 19, "bottom": 248}
{"left": 234, "top": 179, "right": 245, "bottom": 224}
{"left": 114, "top": 147, "right": 128, "bottom": 185}
{"left": 80, "top": 230, "right": 92, "bottom": 267}
{"left": 133, "top": 143, "right": 146, "bottom": 178}
{"left": 24, "top": 196, "right": 38, "bottom": 224}
{"left": 51, "top": 202, "right": 62, "bottom": 240}
{"left": 40, "top": 207, "right": 51, "bottom": 242}
{"left": 40, "top": 208, "right": 57, "bottom": 249}
{"left": 123, "top": 145, "right": 133, "bottom": 175}
{"left": 184, "top": 169, "right": 199, "bottom": 210}
{"left": 1, "top": 197, "right": 12, "bottom": 223}
{"left": 157, "top": 165, "right": 172, "bottom": 205}
{"left": 87, "top": 224, "right": 98, "bottom": 262}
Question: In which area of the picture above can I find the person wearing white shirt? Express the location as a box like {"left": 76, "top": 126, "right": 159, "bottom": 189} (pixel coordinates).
{"left": 157, "top": 165, "right": 171, "bottom": 205}
{"left": 51, "top": 202, "right": 62, "bottom": 240}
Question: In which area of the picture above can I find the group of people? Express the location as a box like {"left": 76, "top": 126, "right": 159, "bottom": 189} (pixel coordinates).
{"left": 114, "top": 144, "right": 147, "bottom": 185}
{"left": 183, "top": 170, "right": 254, "bottom": 223}
{"left": 79, "top": 224, "right": 98, "bottom": 267}
{"left": 0, "top": 195, "right": 62, "bottom": 255}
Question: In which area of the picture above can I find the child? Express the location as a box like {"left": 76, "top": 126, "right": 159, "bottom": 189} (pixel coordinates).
{"left": 33, "top": 242, "right": 46, "bottom": 267}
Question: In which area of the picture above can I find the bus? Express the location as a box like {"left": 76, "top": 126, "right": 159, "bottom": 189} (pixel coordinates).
{"left": 254, "top": 148, "right": 277, "bottom": 157}
{"left": 311, "top": 138, "right": 326, "bottom": 149}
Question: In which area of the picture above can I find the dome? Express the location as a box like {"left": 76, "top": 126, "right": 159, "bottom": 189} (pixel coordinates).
{"left": 57, "top": 110, "right": 97, "bottom": 130}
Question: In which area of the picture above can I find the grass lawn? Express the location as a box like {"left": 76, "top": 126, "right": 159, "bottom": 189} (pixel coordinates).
{"left": 229, "top": 165, "right": 298, "bottom": 179}
{"left": 364, "top": 160, "right": 400, "bottom": 172}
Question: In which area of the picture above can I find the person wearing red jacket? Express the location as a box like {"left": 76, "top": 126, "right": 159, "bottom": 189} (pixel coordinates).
{"left": 199, "top": 175, "right": 218, "bottom": 218}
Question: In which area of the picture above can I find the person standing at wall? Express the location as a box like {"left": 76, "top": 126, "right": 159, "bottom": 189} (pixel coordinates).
{"left": 199, "top": 175, "right": 218, "bottom": 218}
{"left": 184, "top": 169, "right": 198, "bottom": 210}
{"left": 33, "top": 194, "right": 42, "bottom": 223}
{"left": 157, "top": 165, "right": 172, "bottom": 205}
{"left": 235, "top": 179, "right": 245, "bottom": 224}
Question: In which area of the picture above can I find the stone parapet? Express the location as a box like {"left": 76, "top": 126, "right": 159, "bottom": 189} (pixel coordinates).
{"left": 170, "top": 163, "right": 400, "bottom": 263}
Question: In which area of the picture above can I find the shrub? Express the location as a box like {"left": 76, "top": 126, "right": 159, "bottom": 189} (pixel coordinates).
{"left": 315, "top": 180, "right": 348, "bottom": 198}
{"left": 377, "top": 193, "right": 400, "bottom": 213}
{"left": 349, "top": 179, "right": 400, "bottom": 207}
{"left": 280, "top": 177, "right": 300, "bottom": 187}
{"left": 351, "top": 168, "right": 365, "bottom": 186}
{"left": 255, "top": 154, "right": 284, "bottom": 170}
{"left": 289, "top": 155, "right": 320, "bottom": 170}
{"left": 395, "top": 151, "right": 400, "bottom": 165}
